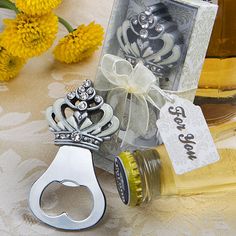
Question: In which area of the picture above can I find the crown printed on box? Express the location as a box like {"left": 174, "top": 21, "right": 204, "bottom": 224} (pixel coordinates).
{"left": 117, "top": 3, "right": 183, "bottom": 78}
{"left": 46, "top": 80, "right": 120, "bottom": 151}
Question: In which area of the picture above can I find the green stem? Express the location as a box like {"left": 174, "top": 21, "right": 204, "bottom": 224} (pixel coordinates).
{"left": 58, "top": 16, "right": 74, "bottom": 33}
{"left": 0, "top": 1, "right": 74, "bottom": 33}
{"left": 0, "top": 0, "right": 19, "bottom": 13}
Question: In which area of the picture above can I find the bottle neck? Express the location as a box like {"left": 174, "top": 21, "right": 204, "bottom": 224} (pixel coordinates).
{"left": 133, "top": 149, "right": 161, "bottom": 203}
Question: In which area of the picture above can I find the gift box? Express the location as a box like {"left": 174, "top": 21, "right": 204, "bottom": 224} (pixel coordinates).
{"left": 94, "top": 0, "right": 218, "bottom": 173}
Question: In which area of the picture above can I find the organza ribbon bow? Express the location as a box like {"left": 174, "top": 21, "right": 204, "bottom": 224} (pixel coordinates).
{"left": 95, "top": 54, "right": 173, "bottom": 145}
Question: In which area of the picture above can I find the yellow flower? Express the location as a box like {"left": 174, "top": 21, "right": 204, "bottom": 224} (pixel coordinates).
{"left": 15, "top": 0, "right": 62, "bottom": 16}
{"left": 53, "top": 22, "right": 104, "bottom": 64}
{"left": 0, "top": 46, "right": 26, "bottom": 82}
{"left": 0, "top": 13, "right": 58, "bottom": 58}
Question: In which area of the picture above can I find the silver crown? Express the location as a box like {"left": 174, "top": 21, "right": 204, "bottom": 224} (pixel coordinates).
{"left": 46, "top": 80, "right": 120, "bottom": 151}
{"left": 117, "top": 3, "right": 183, "bottom": 78}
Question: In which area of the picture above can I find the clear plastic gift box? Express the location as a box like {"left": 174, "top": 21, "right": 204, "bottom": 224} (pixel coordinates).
{"left": 94, "top": 0, "right": 218, "bottom": 173}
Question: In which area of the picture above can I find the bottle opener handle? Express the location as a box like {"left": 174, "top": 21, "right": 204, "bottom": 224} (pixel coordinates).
{"left": 29, "top": 146, "right": 106, "bottom": 230}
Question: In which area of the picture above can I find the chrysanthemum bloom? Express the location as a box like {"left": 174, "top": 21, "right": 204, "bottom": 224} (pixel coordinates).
{"left": 0, "top": 46, "right": 26, "bottom": 82}
{"left": 15, "top": 0, "right": 62, "bottom": 16}
{"left": 0, "top": 12, "right": 58, "bottom": 58}
{"left": 53, "top": 22, "right": 104, "bottom": 64}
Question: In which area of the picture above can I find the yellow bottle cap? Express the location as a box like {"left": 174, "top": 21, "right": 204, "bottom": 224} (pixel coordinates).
{"left": 114, "top": 151, "right": 143, "bottom": 206}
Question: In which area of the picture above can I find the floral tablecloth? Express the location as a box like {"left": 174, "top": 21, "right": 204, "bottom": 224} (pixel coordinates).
{"left": 0, "top": 1, "right": 236, "bottom": 235}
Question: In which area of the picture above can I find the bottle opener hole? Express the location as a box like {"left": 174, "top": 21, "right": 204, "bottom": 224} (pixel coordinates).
{"left": 41, "top": 182, "right": 94, "bottom": 221}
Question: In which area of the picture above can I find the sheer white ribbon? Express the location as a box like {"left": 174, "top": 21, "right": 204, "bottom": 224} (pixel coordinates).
{"left": 95, "top": 54, "right": 197, "bottom": 146}
{"left": 95, "top": 54, "right": 177, "bottom": 146}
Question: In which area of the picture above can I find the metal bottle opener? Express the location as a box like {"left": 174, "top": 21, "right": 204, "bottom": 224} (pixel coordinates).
{"left": 29, "top": 80, "right": 119, "bottom": 230}
{"left": 117, "top": 3, "right": 183, "bottom": 79}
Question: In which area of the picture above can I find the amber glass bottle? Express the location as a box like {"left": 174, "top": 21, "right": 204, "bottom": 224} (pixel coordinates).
{"left": 195, "top": 0, "right": 236, "bottom": 125}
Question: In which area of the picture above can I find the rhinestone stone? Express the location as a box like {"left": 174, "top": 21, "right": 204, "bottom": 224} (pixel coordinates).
{"left": 78, "top": 86, "right": 86, "bottom": 93}
{"left": 140, "top": 29, "right": 148, "bottom": 39}
{"left": 94, "top": 95, "right": 102, "bottom": 103}
{"left": 148, "top": 15, "right": 154, "bottom": 24}
{"left": 87, "top": 87, "right": 95, "bottom": 95}
{"left": 151, "top": 66, "right": 156, "bottom": 72}
{"left": 94, "top": 140, "right": 100, "bottom": 145}
{"left": 141, "top": 22, "right": 149, "bottom": 29}
{"left": 141, "top": 15, "right": 146, "bottom": 20}
{"left": 77, "top": 101, "right": 87, "bottom": 110}
{"left": 139, "top": 16, "right": 149, "bottom": 27}
{"left": 60, "top": 134, "right": 66, "bottom": 139}
{"left": 83, "top": 80, "right": 92, "bottom": 88}
{"left": 155, "top": 24, "right": 164, "bottom": 32}
{"left": 71, "top": 132, "right": 82, "bottom": 142}
{"left": 84, "top": 137, "right": 91, "bottom": 143}
{"left": 131, "top": 18, "right": 138, "bottom": 25}
{"left": 144, "top": 8, "right": 152, "bottom": 16}
{"left": 67, "top": 91, "right": 76, "bottom": 100}
{"left": 79, "top": 92, "right": 89, "bottom": 101}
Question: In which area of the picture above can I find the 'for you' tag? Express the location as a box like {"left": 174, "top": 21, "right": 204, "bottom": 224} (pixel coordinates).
{"left": 156, "top": 95, "right": 220, "bottom": 175}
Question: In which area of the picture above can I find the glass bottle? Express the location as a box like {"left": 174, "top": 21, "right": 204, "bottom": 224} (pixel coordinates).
{"left": 114, "top": 146, "right": 236, "bottom": 206}
{"left": 195, "top": 0, "right": 236, "bottom": 125}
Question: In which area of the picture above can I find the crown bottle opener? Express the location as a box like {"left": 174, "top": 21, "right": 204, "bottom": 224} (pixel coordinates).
{"left": 117, "top": 3, "right": 183, "bottom": 79}
{"left": 29, "top": 80, "right": 119, "bottom": 230}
